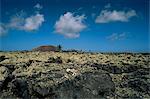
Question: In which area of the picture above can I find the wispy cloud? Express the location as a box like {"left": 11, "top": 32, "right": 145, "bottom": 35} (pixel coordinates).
{"left": 24, "top": 14, "right": 44, "bottom": 31}
{"left": 8, "top": 11, "right": 26, "bottom": 31}
{"left": 106, "top": 32, "right": 127, "bottom": 41}
{"left": 8, "top": 13, "right": 44, "bottom": 31}
{"left": 95, "top": 5, "right": 137, "bottom": 23}
{"left": 0, "top": 23, "right": 7, "bottom": 36}
{"left": 34, "top": 3, "right": 43, "bottom": 10}
{"left": 1, "top": 4, "right": 45, "bottom": 35}
{"left": 54, "top": 12, "right": 86, "bottom": 38}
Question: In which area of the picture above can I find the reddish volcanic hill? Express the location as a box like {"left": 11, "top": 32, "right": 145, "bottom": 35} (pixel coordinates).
{"left": 32, "top": 45, "right": 58, "bottom": 52}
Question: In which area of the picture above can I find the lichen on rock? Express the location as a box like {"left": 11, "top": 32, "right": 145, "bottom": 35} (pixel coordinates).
{"left": 0, "top": 51, "right": 149, "bottom": 98}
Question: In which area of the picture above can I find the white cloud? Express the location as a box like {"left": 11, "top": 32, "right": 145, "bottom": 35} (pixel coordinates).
{"left": 8, "top": 14, "right": 25, "bottom": 30}
{"left": 24, "top": 14, "right": 44, "bottom": 31}
{"left": 0, "top": 4, "right": 44, "bottom": 35}
{"left": 54, "top": 12, "right": 86, "bottom": 38}
{"left": 34, "top": 3, "right": 43, "bottom": 10}
{"left": 95, "top": 9, "right": 137, "bottom": 23}
{"left": 0, "top": 24, "right": 7, "bottom": 36}
{"left": 107, "top": 33, "right": 127, "bottom": 41}
{"left": 7, "top": 13, "right": 44, "bottom": 31}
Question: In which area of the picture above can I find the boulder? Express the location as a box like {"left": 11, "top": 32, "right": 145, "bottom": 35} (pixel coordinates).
{"left": 28, "top": 71, "right": 115, "bottom": 98}
{"left": 9, "top": 78, "right": 30, "bottom": 99}
{"left": 55, "top": 71, "right": 115, "bottom": 98}
{"left": 32, "top": 85, "right": 55, "bottom": 98}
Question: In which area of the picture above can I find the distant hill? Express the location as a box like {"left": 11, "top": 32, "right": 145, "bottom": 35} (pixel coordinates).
{"left": 32, "top": 45, "right": 59, "bottom": 52}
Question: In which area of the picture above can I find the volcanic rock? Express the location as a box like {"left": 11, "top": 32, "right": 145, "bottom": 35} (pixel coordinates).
{"left": 0, "top": 66, "right": 9, "bottom": 91}
{"left": 0, "top": 51, "right": 149, "bottom": 98}
{"left": 0, "top": 56, "right": 8, "bottom": 62}
{"left": 9, "top": 78, "right": 30, "bottom": 99}
{"left": 47, "top": 57, "right": 63, "bottom": 64}
{"left": 55, "top": 71, "right": 115, "bottom": 98}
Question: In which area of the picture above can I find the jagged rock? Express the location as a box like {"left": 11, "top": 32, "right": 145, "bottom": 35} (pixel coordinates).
{"left": 91, "top": 63, "right": 122, "bottom": 74}
{"left": 0, "top": 64, "right": 15, "bottom": 91}
{"left": 0, "top": 56, "right": 7, "bottom": 62}
{"left": 1, "top": 75, "right": 15, "bottom": 91}
{"left": 121, "top": 68, "right": 150, "bottom": 94}
{"left": 102, "top": 65, "right": 122, "bottom": 74}
{"left": 119, "top": 67, "right": 150, "bottom": 98}
{"left": 67, "top": 59, "right": 73, "bottom": 63}
{"left": 1, "top": 64, "right": 15, "bottom": 73}
{"left": 55, "top": 72, "right": 115, "bottom": 98}
{"left": 47, "top": 57, "right": 63, "bottom": 64}
{"left": 0, "top": 51, "right": 149, "bottom": 98}
{"left": 123, "top": 68, "right": 150, "bottom": 80}
{"left": 29, "top": 71, "right": 115, "bottom": 98}
{"left": 122, "top": 65, "right": 141, "bottom": 73}
{"left": 0, "top": 66, "right": 9, "bottom": 91}
{"left": 9, "top": 78, "right": 30, "bottom": 99}
{"left": 132, "top": 69, "right": 150, "bottom": 79}
{"left": 127, "top": 79, "right": 150, "bottom": 94}
{"left": 26, "top": 60, "right": 34, "bottom": 67}
{"left": 32, "top": 85, "right": 55, "bottom": 98}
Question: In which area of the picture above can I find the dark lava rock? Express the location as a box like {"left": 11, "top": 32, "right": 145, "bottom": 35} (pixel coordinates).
{"left": 25, "top": 60, "right": 42, "bottom": 67}
{"left": 132, "top": 69, "right": 150, "bottom": 78}
{"left": 67, "top": 59, "right": 73, "bottom": 63}
{"left": 120, "top": 68, "right": 150, "bottom": 95}
{"left": 0, "top": 66, "right": 10, "bottom": 91}
{"left": 127, "top": 79, "right": 150, "bottom": 94}
{"left": 91, "top": 63, "right": 122, "bottom": 74}
{"left": 0, "top": 56, "right": 8, "bottom": 62}
{"left": 93, "top": 64, "right": 145, "bottom": 74}
{"left": 55, "top": 72, "right": 115, "bottom": 98}
{"left": 102, "top": 65, "right": 122, "bottom": 74}
{"left": 0, "top": 75, "right": 15, "bottom": 91}
{"left": 123, "top": 69, "right": 150, "bottom": 80}
{"left": 9, "top": 78, "right": 30, "bottom": 99}
{"left": 47, "top": 57, "right": 55, "bottom": 63}
{"left": 32, "top": 85, "right": 55, "bottom": 98}
{"left": 1, "top": 64, "right": 15, "bottom": 73}
{"left": 26, "top": 60, "right": 34, "bottom": 67}
{"left": 29, "top": 71, "right": 115, "bottom": 98}
{"left": 122, "top": 65, "right": 141, "bottom": 73}
{"left": 0, "top": 65, "right": 15, "bottom": 91}
{"left": 47, "top": 57, "right": 63, "bottom": 64}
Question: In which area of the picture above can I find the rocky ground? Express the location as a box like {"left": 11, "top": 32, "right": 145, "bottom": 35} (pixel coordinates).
{"left": 0, "top": 51, "right": 149, "bottom": 99}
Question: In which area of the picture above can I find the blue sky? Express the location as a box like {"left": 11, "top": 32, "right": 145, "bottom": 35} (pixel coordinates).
{"left": 0, "top": 0, "right": 149, "bottom": 52}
